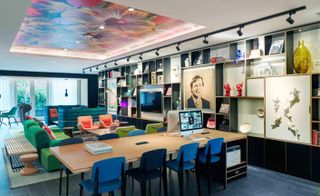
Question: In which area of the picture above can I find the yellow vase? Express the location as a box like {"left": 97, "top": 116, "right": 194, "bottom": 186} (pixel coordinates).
{"left": 294, "top": 40, "right": 312, "bottom": 73}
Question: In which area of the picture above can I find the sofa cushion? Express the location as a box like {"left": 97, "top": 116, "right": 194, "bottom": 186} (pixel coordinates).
{"left": 41, "top": 148, "right": 61, "bottom": 171}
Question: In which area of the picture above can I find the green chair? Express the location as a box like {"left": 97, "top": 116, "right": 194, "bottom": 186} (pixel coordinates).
{"left": 145, "top": 123, "right": 164, "bottom": 134}
{"left": 0, "top": 106, "right": 18, "bottom": 127}
{"left": 115, "top": 126, "right": 136, "bottom": 137}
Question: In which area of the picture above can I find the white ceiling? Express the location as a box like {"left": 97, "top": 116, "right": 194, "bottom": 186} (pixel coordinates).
{"left": 0, "top": 0, "right": 320, "bottom": 74}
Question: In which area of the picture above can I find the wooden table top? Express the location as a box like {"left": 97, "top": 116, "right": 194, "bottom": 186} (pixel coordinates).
{"left": 50, "top": 129, "right": 246, "bottom": 174}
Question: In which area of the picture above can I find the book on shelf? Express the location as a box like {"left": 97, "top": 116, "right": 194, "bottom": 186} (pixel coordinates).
{"left": 131, "top": 87, "right": 136, "bottom": 96}
{"left": 269, "top": 39, "right": 284, "bottom": 55}
{"left": 110, "top": 70, "right": 121, "bottom": 78}
{"left": 165, "top": 86, "right": 172, "bottom": 96}
{"left": 312, "top": 129, "right": 320, "bottom": 145}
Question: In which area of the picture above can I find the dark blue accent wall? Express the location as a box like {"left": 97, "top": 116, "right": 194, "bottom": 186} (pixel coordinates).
{"left": 0, "top": 70, "right": 98, "bottom": 108}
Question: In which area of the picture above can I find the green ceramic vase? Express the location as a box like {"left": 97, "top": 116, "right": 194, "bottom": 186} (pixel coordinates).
{"left": 294, "top": 40, "right": 312, "bottom": 73}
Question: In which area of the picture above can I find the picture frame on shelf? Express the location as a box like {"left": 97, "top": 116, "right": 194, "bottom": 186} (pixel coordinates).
{"left": 151, "top": 72, "right": 157, "bottom": 84}
{"left": 157, "top": 75, "right": 163, "bottom": 84}
{"left": 269, "top": 39, "right": 284, "bottom": 55}
{"left": 219, "top": 103, "right": 230, "bottom": 114}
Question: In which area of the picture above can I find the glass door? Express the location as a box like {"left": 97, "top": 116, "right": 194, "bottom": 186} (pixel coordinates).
{"left": 34, "top": 80, "right": 48, "bottom": 118}
{"left": 16, "top": 79, "right": 48, "bottom": 119}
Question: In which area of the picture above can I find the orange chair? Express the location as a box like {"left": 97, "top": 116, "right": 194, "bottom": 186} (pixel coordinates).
{"left": 77, "top": 116, "right": 100, "bottom": 135}
{"left": 99, "top": 114, "right": 113, "bottom": 128}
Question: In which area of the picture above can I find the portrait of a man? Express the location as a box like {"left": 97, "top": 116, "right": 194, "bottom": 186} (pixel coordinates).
{"left": 183, "top": 67, "right": 215, "bottom": 110}
{"left": 187, "top": 75, "right": 210, "bottom": 109}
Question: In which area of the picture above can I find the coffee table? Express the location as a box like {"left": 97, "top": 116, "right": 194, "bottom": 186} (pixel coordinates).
{"left": 4, "top": 137, "right": 37, "bottom": 170}
{"left": 86, "top": 128, "right": 112, "bottom": 136}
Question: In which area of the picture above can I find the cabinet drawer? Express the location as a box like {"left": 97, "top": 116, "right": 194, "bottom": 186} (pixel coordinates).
{"left": 227, "top": 166, "right": 247, "bottom": 179}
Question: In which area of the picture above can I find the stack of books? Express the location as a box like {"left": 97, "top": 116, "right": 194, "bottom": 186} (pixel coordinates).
{"left": 85, "top": 142, "right": 113, "bottom": 154}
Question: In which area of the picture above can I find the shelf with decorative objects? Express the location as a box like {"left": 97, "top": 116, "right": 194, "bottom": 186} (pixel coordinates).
{"left": 98, "top": 22, "right": 320, "bottom": 148}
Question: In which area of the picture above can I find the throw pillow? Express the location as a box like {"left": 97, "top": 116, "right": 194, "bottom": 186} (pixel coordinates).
{"left": 49, "top": 108, "right": 58, "bottom": 118}
{"left": 102, "top": 118, "right": 112, "bottom": 126}
{"left": 43, "top": 125, "right": 56, "bottom": 140}
{"left": 81, "top": 120, "right": 91, "bottom": 129}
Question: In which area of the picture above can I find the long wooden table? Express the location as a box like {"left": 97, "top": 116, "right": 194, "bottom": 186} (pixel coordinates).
{"left": 50, "top": 129, "right": 246, "bottom": 174}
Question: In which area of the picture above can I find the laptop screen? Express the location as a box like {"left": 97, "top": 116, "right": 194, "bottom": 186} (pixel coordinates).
{"left": 179, "top": 110, "right": 203, "bottom": 132}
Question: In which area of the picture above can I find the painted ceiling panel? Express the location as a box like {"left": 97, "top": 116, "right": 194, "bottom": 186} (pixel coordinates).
{"left": 10, "top": 0, "right": 204, "bottom": 60}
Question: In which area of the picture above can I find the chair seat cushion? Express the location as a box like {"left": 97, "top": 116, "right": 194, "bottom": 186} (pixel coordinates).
{"left": 80, "top": 179, "right": 121, "bottom": 194}
{"left": 127, "top": 168, "right": 162, "bottom": 181}
{"left": 198, "top": 152, "right": 220, "bottom": 164}
{"left": 81, "top": 121, "right": 92, "bottom": 129}
{"left": 167, "top": 160, "right": 195, "bottom": 171}
{"left": 101, "top": 119, "right": 112, "bottom": 127}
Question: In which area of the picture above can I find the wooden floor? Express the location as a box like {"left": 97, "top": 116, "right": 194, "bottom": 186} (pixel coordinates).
{"left": 0, "top": 123, "right": 319, "bottom": 196}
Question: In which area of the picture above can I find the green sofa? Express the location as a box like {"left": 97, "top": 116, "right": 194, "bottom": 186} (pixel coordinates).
{"left": 23, "top": 120, "right": 70, "bottom": 171}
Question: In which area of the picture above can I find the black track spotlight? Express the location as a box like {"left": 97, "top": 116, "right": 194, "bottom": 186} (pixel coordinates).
{"left": 89, "top": 68, "right": 92, "bottom": 72}
{"left": 286, "top": 12, "right": 295, "bottom": 24}
{"left": 127, "top": 56, "right": 130, "bottom": 62}
{"left": 104, "top": 63, "right": 107, "bottom": 68}
{"left": 203, "top": 36, "right": 209, "bottom": 44}
{"left": 139, "top": 53, "right": 143, "bottom": 60}
{"left": 237, "top": 25, "right": 244, "bottom": 37}
{"left": 96, "top": 66, "right": 99, "bottom": 70}
{"left": 114, "top": 60, "right": 118, "bottom": 66}
{"left": 176, "top": 43, "right": 180, "bottom": 51}
{"left": 82, "top": 70, "right": 85, "bottom": 74}
{"left": 155, "top": 49, "right": 160, "bottom": 56}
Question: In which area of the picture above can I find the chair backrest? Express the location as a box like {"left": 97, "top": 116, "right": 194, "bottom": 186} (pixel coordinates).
{"left": 157, "top": 126, "right": 167, "bottom": 133}
{"left": 115, "top": 126, "right": 136, "bottom": 137}
{"left": 19, "top": 103, "right": 32, "bottom": 123}
{"left": 78, "top": 116, "right": 93, "bottom": 129}
{"left": 59, "top": 138, "right": 83, "bottom": 146}
{"left": 177, "top": 142, "right": 199, "bottom": 163}
{"left": 128, "top": 130, "right": 145, "bottom": 136}
{"left": 91, "top": 157, "right": 126, "bottom": 182}
{"left": 145, "top": 123, "right": 164, "bottom": 134}
{"left": 205, "top": 138, "right": 224, "bottom": 155}
{"left": 99, "top": 114, "right": 113, "bottom": 127}
{"left": 8, "top": 106, "right": 18, "bottom": 115}
{"left": 98, "top": 133, "right": 119, "bottom": 140}
{"left": 140, "top": 149, "right": 167, "bottom": 172}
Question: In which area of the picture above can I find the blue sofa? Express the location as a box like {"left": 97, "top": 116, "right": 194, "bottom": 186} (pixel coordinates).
{"left": 44, "top": 105, "right": 86, "bottom": 125}
{"left": 58, "top": 107, "right": 106, "bottom": 129}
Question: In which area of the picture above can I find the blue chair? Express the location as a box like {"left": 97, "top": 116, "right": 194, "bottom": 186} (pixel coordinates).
{"left": 128, "top": 130, "right": 145, "bottom": 136}
{"left": 127, "top": 149, "right": 168, "bottom": 196}
{"left": 157, "top": 127, "right": 167, "bottom": 133}
{"left": 59, "top": 138, "right": 83, "bottom": 196}
{"left": 98, "top": 133, "right": 119, "bottom": 140}
{"left": 79, "top": 157, "right": 126, "bottom": 196}
{"left": 198, "top": 138, "right": 224, "bottom": 195}
{"left": 166, "top": 143, "right": 200, "bottom": 196}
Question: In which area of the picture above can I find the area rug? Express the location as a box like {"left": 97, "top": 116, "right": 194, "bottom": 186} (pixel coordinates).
{"left": 2, "top": 148, "right": 61, "bottom": 188}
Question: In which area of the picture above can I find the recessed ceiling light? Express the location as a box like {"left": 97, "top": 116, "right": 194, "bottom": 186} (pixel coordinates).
{"left": 299, "top": 29, "right": 302, "bottom": 32}
{"left": 63, "top": 48, "right": 68, "bottom": 51}
{"left": 99, "top": 25, "right": 105, "bottom": 30}
{"left": 75, "top": 41, "right": 80, "bottom": 44}
{"left": 128, "top": 7, "right": 135, "bottom": 11}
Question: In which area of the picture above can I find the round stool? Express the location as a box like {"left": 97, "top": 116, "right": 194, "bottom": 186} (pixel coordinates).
{"left": 20, "top": 153, "right": 38, "bottom": 176}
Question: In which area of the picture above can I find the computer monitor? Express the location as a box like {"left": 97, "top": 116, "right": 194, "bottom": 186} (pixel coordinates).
{"left": 167, "top": 110, "right": 180, "bottom": 132}
{"left": 179, "top": 110, "right": 203, "bottom": 136}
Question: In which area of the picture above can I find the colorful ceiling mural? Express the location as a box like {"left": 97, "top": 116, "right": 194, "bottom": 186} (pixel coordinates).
{"left": 10, "top": 0, "right": 204, "bottom": 60}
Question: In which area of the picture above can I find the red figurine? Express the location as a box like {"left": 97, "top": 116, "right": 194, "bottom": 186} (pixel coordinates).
{"left": 236, "top": 82, "right": 243, "bottom": 96}
{"left": 224, "top": 83, "right": 231, "bottom": 96}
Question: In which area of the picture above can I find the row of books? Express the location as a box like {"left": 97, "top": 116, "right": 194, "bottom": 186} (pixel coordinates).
{"left": 312, "top": 130, "right": 320, "bottom": 145}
